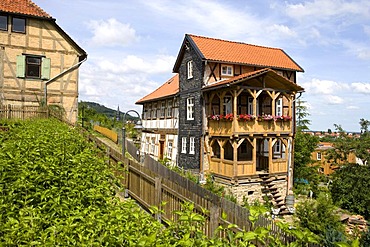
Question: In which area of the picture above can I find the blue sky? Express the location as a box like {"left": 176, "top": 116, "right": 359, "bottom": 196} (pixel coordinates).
{"left": 33, "top": 0, "right": 370, "bottom": 132}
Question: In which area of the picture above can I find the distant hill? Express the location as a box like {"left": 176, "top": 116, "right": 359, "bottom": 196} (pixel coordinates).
{"left": 79, "top": 101, "right": 139, "bottom": 121}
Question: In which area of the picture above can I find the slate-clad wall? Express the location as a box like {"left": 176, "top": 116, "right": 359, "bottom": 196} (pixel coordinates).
{"left": 177, "top": 43, "right": 204, "bottom": 170}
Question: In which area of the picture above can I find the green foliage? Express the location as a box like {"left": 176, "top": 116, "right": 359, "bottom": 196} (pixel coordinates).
{"left": 360, "top": 228, "right": 370, "bottom": 247}
{"left": 295, "top": 193, "right": 344, "bottom": 240}
{"left": 0, "top": 118, "right": 335, "bottom": 246}
{"left": 296, "top": 99, "right": 311, "bottom": 131}
{"left": 330, "top": 164, "right": 370, "bottom": 219}
{"left": 0, "top": 118, "right": 162, "bottom": 245}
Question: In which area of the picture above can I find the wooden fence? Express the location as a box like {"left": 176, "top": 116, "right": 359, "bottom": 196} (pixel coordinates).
{"left": 83, "top": 131, "right": 319, "bottom": 246}
{"left": 93, "top": 125, "right": 118, "bottom": 143}
{"left": 0, "top": 104, "right": 47, "bottom": 120}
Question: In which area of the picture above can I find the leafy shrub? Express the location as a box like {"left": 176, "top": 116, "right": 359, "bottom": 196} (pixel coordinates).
{"left": 330, "top": 164, "right": 370, "bottom": 220}
{"left": 295, "top": 193, "right": 345, "bottom": 241}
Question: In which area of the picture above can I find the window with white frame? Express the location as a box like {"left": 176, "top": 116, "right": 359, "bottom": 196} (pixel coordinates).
{"left": 160, "top": 101, "right": 166, "bottom": 118}
{"left": 167, "top": 141, "right": 173, "bottom": 159}
{"left": 276, "top": 98, "right": 283, "bottom": 116}
{"left": 167, "top": 100, "right": 173, "bottom": 117}
{"left": 152, "top": 103, "right": 157, "bottom": 119}
{"left": 187, "top": 97, "right": 194, "bottom": 120}
{"left": 317, "top": 152, "right": 322, "bottom": 160}
{"left": 221, "top": 65, "right": 233, "bottom": 76}
{"left": 150, "top": 137, "right": 156, "bottom": 154}
{"left": 189, "top": 137, "right": 195, "bottom": 154}
{"left": 145, "top": 137, "right": 150, "bottom": 152}
{"left": 187, "top": 60, "right": 193, "bottom": 79}
{"left": 181, "top": 137, "right": 187, "bottom": 153}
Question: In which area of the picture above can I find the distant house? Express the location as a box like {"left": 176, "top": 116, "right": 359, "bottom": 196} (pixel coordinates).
{"left": 0, "top": 0, "right": 87, "bottom": 123}
{"left": 312, "top": 142, "right": 359, "bottom": 175}
{"left": 136, "top": 34, "right": 304, "bottom": 210}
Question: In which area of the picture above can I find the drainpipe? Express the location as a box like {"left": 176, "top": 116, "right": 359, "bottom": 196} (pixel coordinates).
{"left": 44, "top": 57, "right": 87, "bottom": 107}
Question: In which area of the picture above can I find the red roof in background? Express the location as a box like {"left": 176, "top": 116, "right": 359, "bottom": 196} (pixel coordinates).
{"left": 188, "top": 34, "right": 304, "bottom": 72}
{"left": 136, "top": 74, "right": 179, "bottom": 104}
{"left": 0, "top": 0, "right": 52, "bottom": 19}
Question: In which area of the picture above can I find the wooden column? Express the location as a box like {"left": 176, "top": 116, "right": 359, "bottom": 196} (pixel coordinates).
{"left": 268, "top": 138, "right": 273, "bottom": 173}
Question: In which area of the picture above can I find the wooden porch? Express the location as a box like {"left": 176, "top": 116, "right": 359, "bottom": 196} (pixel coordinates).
{"left": 207, "top": 136, "right": 291, "bottom": 180}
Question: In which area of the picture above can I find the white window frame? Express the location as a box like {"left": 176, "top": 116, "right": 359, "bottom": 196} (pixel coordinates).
{"left": 160, "top": 101, "right": 166, "bottom": 118}
{"left": 187, "top": 60, "right": 193, "bottom": 79}
{"left": 187, "top": 97, "right": 194, "bottom": 120}
{"left": 181, "top": 137, "right": 187, "bottom": 154}
{"left": 189, "top": 137, "right": 195, "bottom": 154}
{"left": 317, "top": 152, "right": 322, "bottom": 160}
{"left": 150, "top": 137, "right": 156, "bottom": 154}
{"left": 221, "top": 65, "right": 233, "bottom": 76}
{"left": 167, "top": 141, "right": 173, "bottom": 159}
{"left": 167, "top": 100, "right": 173, "bottom": 117}
{"left": 276, "top": 98, "right": 283, "bottom": 116}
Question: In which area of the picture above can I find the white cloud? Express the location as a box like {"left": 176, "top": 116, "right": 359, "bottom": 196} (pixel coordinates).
{"left": 327, "top": 95, "right": 343, "bottom": 104}
{"left": 301, "top": 78, "right": 349, "bottom": 94}
{"left": 87, "top": 18, "right": 139, "bottom": 47}
{"left": 285, "top": 0, "right": 370, "bottom": 21}
{"left": 96, "top": 54, "right": 175, "bottom": 75}
{"left": 351, "top": 82, "right": 370, "bottom": 94}
{"left": 346, "top": 105, "right": 359, "bottom": 110}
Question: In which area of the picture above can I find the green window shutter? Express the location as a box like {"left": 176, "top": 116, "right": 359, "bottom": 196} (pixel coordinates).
{"left": 16, "top": 55, "right": 25, "bottom": 78}
{"left": 41, "top": 57, "right": 51, "bottom": 80}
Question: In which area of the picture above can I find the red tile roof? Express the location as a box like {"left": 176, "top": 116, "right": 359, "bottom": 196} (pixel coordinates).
{"left": 203, "top": 68, "right": 304, "bottom": 91}
{"left": 187, "top": 34, "right": 303, "bottom": 72}
{"left": 0, "top": 0, "right": 52, "bottom": 19}
{"left": 136, "top": 74, "right": 179, "bottom": 104}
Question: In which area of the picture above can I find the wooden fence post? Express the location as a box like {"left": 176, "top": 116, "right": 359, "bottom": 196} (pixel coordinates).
{"left": 7, "top": 104, "right": 11, "bottom": 119}
{"left": 154, "top": 177, "right": 162, "bottom": 222}
{"left": 209, "top": 204, "right": 220, "bottom": 237}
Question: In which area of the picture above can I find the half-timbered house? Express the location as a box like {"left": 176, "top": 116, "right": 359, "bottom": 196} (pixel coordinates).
{"left": 137, "top": 34, "right": 304, "bottom": 211}
{"left": 136, "top": 74, "right": 179, "bottom": 165}
{"left": 0, "top": 0, "right": 87, "bottom": 123}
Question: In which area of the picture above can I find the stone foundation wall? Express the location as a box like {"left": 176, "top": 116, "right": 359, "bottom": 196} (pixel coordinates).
{"left": 224, "top": 179, "right": 288, "bottom": 205}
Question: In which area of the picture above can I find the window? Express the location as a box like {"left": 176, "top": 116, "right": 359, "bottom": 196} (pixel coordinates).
{"left": 0, "top": 15, "right": 7, "bottom": 31}
{"left": 187, "top": 97, "right": 194, "bottom": 120}
{"left": 12, "top": 17, "right": 25, "bottom": 33}
{"left": 152, "top": 103, "right": 157, "bottom": 119}
{"left": 223, "top": 96, "right": 232, "bottom": 115}
{"left": 150, "top": 137, "right": 156, "bottom": 154}
{"left": 167, "top": 141, "right": 173, "bottom": 159}
{"left": 145, "top": 137, "right": 150, "bottom": 152}
{"left": 167, "top": 100, "right": 173, "bottom": 117}
{"left": 16, "top": 55, "right": 50, "bottom": 79}
{"left": 181, "top": 137, "right": 187, "bottom": 153}
{"left": 160, "top": 101, "right": 166, "bottom": 118}
{"left": 248, "top": 97, "right": 254, "bottom": 115}
{"left": 276, "top": 98, "right": 283, "bottom": 116}
{"left": 317, "top": 152, "right": 322, "bottom": 160}
{"left": 189, "top": 137, "right": 195, "bottom": 154}
{"left": 187, "top": 60, "right": 193, "bottom": 79}
{"left": 221, "top": 65, "right": 233, "bottom": 76}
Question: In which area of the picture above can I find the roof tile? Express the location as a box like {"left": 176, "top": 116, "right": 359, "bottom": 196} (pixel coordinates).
{"left": 0, "top": 0, "right": 52, "bottom": 19}
{"left": 136, "top": 74, "right": 179, "bottom": 104}
{"left": 188, "top": 34, "right": 303, "bottom": 72}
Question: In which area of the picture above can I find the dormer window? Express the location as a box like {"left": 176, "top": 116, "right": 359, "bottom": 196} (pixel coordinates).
{"left": 221, "top": 65, "right": 233, "bottom": 76}
{"left": 12, "top": 17, "right": 25, "bottom": 33}
{"left": 187, "top": 60, "right": 193, "bottom": 79}
{"left": 0, "top": 15, "right": 7, "bottom": 31}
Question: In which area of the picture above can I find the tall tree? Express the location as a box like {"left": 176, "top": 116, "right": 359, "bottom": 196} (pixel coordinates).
{"left": 294, "top": 98, "right": 319, "bottom": 189}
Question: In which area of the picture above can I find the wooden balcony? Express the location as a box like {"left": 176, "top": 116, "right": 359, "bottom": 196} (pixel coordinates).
{"left": 208, "top": 119, "right": 292, "bottom": 136}
{"left": 209, "top": 157, "right": 288, "bottom": 178}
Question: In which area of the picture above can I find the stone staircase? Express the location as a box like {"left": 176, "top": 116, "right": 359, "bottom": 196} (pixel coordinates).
{"left": 260, "top": 175, "right": 290, "bottom": 215}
